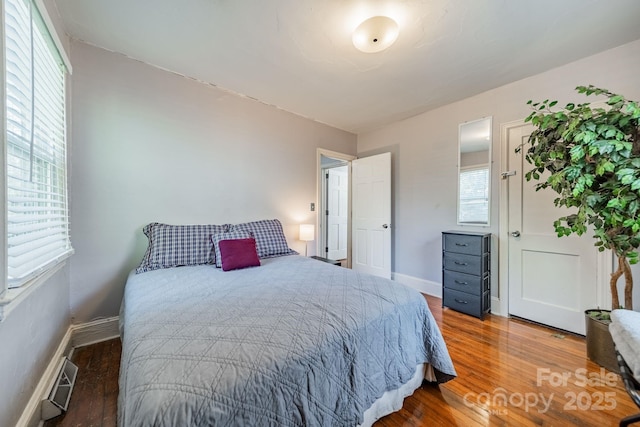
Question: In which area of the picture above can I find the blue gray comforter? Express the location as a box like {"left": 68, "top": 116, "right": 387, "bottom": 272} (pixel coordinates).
{"left": 118, "top": 255, "right": 455, "bottom": 426}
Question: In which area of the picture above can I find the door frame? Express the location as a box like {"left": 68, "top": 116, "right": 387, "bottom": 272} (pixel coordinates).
{"left": 497, "top": 120, "right": 613, "bottom": 319}
{"left": 317, "top": 149, "right": 356, "bottom": 267}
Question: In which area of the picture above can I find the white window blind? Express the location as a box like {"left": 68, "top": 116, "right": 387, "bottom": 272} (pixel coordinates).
{"left": 458, "top": 166, "right": 489, "bottom": 223}
{"left": 4, "top": 0, "right": 72, "bottom": 287}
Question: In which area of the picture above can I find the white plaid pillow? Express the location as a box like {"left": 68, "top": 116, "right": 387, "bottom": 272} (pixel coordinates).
{"left": 136, "top": 223, "right": 229, "bottom": 273}
{"left": 211, "top": 230, "right": 254, "bottom": 268}
{"left": 231, "top": 219, "right": 297, "bottom": 258}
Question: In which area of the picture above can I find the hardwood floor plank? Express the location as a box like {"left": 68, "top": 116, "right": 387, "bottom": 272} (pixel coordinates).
{"left": 85, "top": 339, "right": 108, "bottom": 426}
{"left": 376, "top": 301, "right": 637, "bottom": 426}
{"left": 44, "top": 295, "right": 639, "bottom": 426}
{"left": 102, "top": 338, "right": 121, "bottom": 427}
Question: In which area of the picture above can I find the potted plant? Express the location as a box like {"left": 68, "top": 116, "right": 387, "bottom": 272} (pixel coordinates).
{"left": 518, "top": 85, "right": 640, "bottom": 371}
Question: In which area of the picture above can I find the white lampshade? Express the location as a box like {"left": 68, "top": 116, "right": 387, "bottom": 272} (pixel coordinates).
{"left": 299, "top": 224, "right": 315, "bottom": 242}
{"left": 352, "top": 16, "right": 399, "bottom": 53}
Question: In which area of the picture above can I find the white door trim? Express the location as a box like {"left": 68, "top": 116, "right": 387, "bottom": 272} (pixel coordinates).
{"left": 498, "top": 120, "right": 613, "bottom": 321}
{"left": 497, "top": 119, "right": 523, "bottom": 317}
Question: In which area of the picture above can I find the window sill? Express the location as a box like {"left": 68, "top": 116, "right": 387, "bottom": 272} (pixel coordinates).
{"left": 0, "top": 261, "right": 67, "bottom": 322}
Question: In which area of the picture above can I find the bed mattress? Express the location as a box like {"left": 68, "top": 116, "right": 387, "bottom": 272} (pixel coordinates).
{"left": 118, "top": 255, "right": 455, "bottom": 426}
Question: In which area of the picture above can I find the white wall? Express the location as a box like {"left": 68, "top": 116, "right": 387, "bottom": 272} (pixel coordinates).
{"left": 68, "top": 41, "right": 357, "bottom": 322}
{"left": 357, "top": 39, "right": 640, "bottom": 304}
{"left": 0, "top": 269, "right": 70, "bottom": 427}
{"left": 0, "top": 3, "right": 72, "bottom": 426}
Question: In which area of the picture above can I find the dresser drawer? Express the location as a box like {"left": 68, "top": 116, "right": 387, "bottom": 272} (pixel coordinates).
{"left": 443, "top": 252, "right": 486, "bottom": 276}
{"left": 443, "top": 288, "right": 482, "bottom": 318}
{"left": 443, "top": 270, "right": 483, "bottom": 295}
{"left": 443, "top": 233, "right": 484, "bottom": 255}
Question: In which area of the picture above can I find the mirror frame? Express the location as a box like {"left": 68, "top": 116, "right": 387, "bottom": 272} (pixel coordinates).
{"left": 457, "top": 117, "right": 492, "bottom": 226}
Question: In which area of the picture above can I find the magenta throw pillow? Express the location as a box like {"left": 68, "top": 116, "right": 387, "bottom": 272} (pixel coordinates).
{"left": 218, "top": 238, "right": 260, "bottom": 271}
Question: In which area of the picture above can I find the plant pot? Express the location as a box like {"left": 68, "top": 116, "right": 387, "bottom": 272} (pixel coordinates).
{"left": 585, "top": 309, "right": 619, "bottom": 373}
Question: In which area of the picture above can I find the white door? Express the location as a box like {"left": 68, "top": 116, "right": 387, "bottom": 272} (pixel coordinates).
{"left": 327, "top": 166, "right": 348, "bottom": 260}
{"left": 352, "top": 153, "right": 391, "bottom": 279}
{"left": 506, "top": 124, "right": 597, "bottom": 335}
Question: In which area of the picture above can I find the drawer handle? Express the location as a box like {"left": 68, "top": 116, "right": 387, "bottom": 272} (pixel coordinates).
{"left": 454, "top": 261, "right": 468, "bottom": 266}
{"left": 455, "top": 243, "right": 468, "bottom": 247}
{"left": 454, "top": 298, "right": 469, "bottom": 305}
{"left": 454, "top": 280, "right": 468, "bottom": 285}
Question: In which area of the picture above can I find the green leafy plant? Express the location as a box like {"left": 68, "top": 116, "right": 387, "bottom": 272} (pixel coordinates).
{"left": 518, "top": 85, "right": 640, "bottom": 310}
{"left": 586, "top": 309, "right": 611, "bottom": 323}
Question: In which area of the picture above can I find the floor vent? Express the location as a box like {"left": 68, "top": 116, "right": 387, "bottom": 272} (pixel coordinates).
{"left": 41, "top": 357, "right": 78, "bottom": 420}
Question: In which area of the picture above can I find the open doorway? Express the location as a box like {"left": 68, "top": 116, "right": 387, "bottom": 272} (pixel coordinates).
{"left": 322, "top": 160, "right": 348, "bottom": 261}
{"left": 317, "top": 149, "right": 356, "bottom": 267}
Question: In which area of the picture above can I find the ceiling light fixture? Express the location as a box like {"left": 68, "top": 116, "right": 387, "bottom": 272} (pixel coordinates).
{"left": 352, "top": 16, "right": 399, "bottom": 53}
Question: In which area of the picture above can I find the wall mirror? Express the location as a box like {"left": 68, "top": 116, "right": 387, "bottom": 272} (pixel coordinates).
{"left": 457, "top": 117, "right": 492, "bottom": 225}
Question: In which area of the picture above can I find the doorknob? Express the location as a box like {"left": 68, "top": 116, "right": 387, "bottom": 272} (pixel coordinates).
{"left": 511, "top": 231, "right": 521, "bottom": 237}
{"left": 382, "top": 224, "right": 389, "bottom": 229}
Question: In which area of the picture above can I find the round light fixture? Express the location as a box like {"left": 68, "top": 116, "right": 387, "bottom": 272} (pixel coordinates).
{"left": 352, "top": 16, "right": 399, "bottom": 53}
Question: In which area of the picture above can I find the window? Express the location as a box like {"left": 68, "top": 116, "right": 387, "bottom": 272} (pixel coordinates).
{"left": 458, "top": 166, "right": 489, "bottom": 224}
{"left": 4, "top": 0, "right": 72, "bottom": 289}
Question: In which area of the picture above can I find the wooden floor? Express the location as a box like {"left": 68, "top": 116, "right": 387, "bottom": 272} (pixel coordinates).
{"left": 44, "top": 338, "right": 121, "bottom": 427}
{"left": 45, "top": 296, "right": 638, "bottom": 427}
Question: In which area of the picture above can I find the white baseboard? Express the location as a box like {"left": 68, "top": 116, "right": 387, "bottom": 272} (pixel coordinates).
{"left": 490, "top": 296, "right": 505, "bottom": 317}
{"left": 16, "top": 316, "right": 120, "bottom": 427}
{"left": 392, "top": 272, "right": 442, "bottom": 298}
{"left": 16, "top": 327, "right": 73, "bottom": 427}
{"left": 71, "top": 316, "right": 120, "bottom": 348}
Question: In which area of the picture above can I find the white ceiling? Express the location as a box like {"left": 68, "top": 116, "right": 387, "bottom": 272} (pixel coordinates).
{"left": 52, "top": 0, "right": 640, "bottom": 134}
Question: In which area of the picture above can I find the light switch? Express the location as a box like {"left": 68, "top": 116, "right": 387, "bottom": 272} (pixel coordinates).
{"left": 310, "top": 203, "right": 315, "bottom": 212}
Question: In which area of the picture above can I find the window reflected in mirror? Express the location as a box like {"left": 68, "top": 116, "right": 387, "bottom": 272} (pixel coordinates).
{"left": 458, "top": 117, "right": 492, "bottom": 225}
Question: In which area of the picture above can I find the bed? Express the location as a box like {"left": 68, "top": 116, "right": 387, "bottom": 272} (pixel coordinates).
{"left": 118, "top": 221, "right": 456, "bottom": 426}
